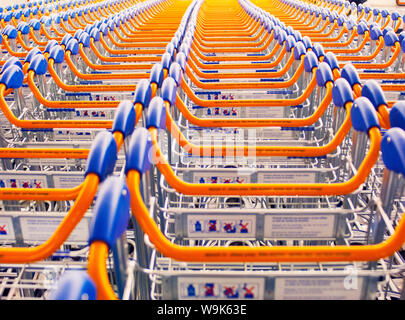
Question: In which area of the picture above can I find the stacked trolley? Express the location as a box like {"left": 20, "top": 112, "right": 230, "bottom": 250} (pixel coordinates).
{"left": 0, "top": 0, "right": 405, "bottom": 301}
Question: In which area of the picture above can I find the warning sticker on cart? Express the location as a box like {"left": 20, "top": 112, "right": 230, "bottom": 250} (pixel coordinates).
{"left": 178, "top": 277, "right": 265, "bottom": 300}
{"left": 274, "top": 277, "right": 364, "bottom": 300}
{"left": 0, "top": 175, "right": 48, "bottom": 189}
{"left": 188, "top": 214, "right": 256, "bottom": 238}
{"left": 0, "top": 217, "right": 15, "bottom": 241}
{"left": 19, "top": 216, "right": 90, "bottom": 244}
{"left": 264, "top": 214, "right": 335, "bottom": 239}
{"left": 193, "top": 173, "right": 251, "bottom": 184}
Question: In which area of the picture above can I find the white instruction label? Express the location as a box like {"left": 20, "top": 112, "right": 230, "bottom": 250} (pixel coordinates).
{"left": 20, "top": 216, "right": 90, "bottom": 244}
{"left": 274, "top": 277, "right": 363, "bottom": 300}
{"left": 178, "top": 277, "right": 265, "bottom": 300}
{"left": 53, "top": 175, "right": 84, "bottom": 188}
{"left": 264, "top": 214, "right": 335, "bottom": 239}
{"left": 0, "top": 216, "right": 15, "bottom": 241}
{"left": 245, "top": 106, "right": 285, "bottom": 118}
{"left": 258, "top": 171, "right": 316, "bottom": 184}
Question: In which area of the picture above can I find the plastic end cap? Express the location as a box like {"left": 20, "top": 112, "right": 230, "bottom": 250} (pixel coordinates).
{"left": 0, "top": 65, "right": 24, "bottom": 89}
{"left": 315, "top": 62, "right": 333, "bottom": 87}
{"left": 49, "top": 271, "right": 96, "bottom": 300}
{"left": 312, "top": 43, "right": 325, "bottom": 59}
{"left": 133, "top": 79, "right": 152, "bottom": 108}
{"left": 389, "top": 101, "right": 405, "bottom": 130}
{"left": 323, "top": 51, "right": 339, "bottom": 71}
{"left": 361, "top": 80, "right": 387, "bottom": 109}
{"left": 161, "top": 52, "right": 172, "bottom": 71}
{"left": 61, "top": 33, "right": 73, "bottom": 47}
{"left": 1, "top": 57, "right": 23, "bottom": 73}
{"left": 89, "top": 176, "right": 130, "bottom": 249}
{"left": 146, "top": 97, "right": 166, "bottom": 131}
{"left": 351, "top": 97, "right": 381, "bottom": 132}
{"left": 384, "top": 30, "right": 399, "bottom": 47}
{"left": 149, "top": 63, "right": 164, "bottom": 88}
{"left": 381, "top": 127, "right": 405, "bottom": 176}
{"left": 332, "top": 78, "right": 353, "bottom": 108}
{"left": 293, "top": 41, "right": 306, "bottom": 61}
{"left": 49, "top": 45, "right": 64, "bottom": 64}
{"left": 66, "top": 38, "right": 79, "bottom": 55}
{"left": 112, "top": 100, "right": 136, "bottom": 138}
{"left": 169, "top": 62, "right": 182, "bottom": 87}
{"left": 285, "top": 35, "right": 296, "bottom": 53}
{"left": 25, "top": 47, "right": 42, "bottom": 62}
{"left": 125, "top": 127, "right": 153, "bottom": 175}
{"left": 78, "top": 32, "right": 90, "bottom": 48}
{"left": 175, "top": 52, "right": 187, "bottom": 72}
{"left": 341, "top": 63, "right": 361, "bottom": 87}
{"left": 28, "top": 53, "right": 47, "bottom": 75}
{"left": 303, "top": 50, "right": 318, "bottom": 73}
{"left": 85, "top": 131, "right": 118, "bottom": 182}
{"left": 161, "top": 77, "right": 177, "bottom": 106}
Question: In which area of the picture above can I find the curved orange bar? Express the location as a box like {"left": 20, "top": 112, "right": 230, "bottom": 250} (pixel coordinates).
{"left": 0, "top": 174, "right": 99, "bottom": 263}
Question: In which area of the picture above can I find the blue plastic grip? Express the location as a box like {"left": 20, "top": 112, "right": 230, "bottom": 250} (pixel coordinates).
{"left": 370, "top": 26, "right": 383, "bottom": 41}
{"left": 381, "top": 127, "right": 405, "bottom": 176}
{"left": 0, "top": 65, "right": 23, "bottom": 89}
{"left": 146, "top": 97, "right": 166, "bottom": 130}
{"left": 361, "top": 80, "right": 387, "bottom": 109}
{"left": 89, "top": 28, "right": 100, "bottom": 41}
{"left": 303, "top": 50, "right": 318, "bottom": 73}
{"left": 112, "top": 100, "right": 137, "bottom": 138}
{"left": 389, "top": 101, "right": 405, "bottom": 130}
{"left": 49, "top": 271, "right": 96, "bottom": 300}
{"left": 84, "top": 131, "right": 117, "bottom": 182}
{"left": 66, "top": 38, "right": 79, "bottom": 55}
{"left": 351, "top": 97, "right": 381, "bottom": 132}
{"left": 89, "top": 176, "right": 130, "bottom": 248}
{"left": 17, "top": 22, "right": 30, "bottom": 35}
{"left": 332, "top": 78, "right": 353, "bottom": 108}
{"left": 315, "top": 62, "right": 333, "bottom": 87}
{"left": 161, "top": 52, "right": 172, "bottom": 71}
{"left": 166, "top": 42, "right": 175, "bottom": 58}
{"left": 161, "top": 77, "right": 177, "bottom": 106}
{"left": 3, "top": 25, "right": 17, "bottom": 39}
{"left": 79, "top": 32, "right": 90, "bottom": 48}
{"left": 49, "top": 45, "right": 65, "bottom": 64}
{"left": 61, "top": 34, "right": 73, "bottom": 48}
{"left": 125, "top": 127, "right": 153, "bottom": 175}
{"left": 1, "top": 57, "right": 22, "bottom": 73}
{"left": 28, "top": 53, "right": 47, "bottom": 75}
{"left": 340, "top": 63, "right": 361, "bottom": 88}
{"left": 169, "top": 62, "right": 182, "bottom": 87}
{"left": 175, "top": 52, "right": 187, "bottom": 72}
{"left": 312, "top": 43, "right": 325, "bottom": 59}
{"left": 323, "top": 51, "right": 339, "bottom": 71}
{"left": 293, "top": 41, "right": 306, "bottom": 60}
{"left": 149, "top": 63, "right": 164, "bottom": 88}
{"left": 285, "top": 35, "right": 296, "bottom": 53}
{"left": 301, "top": 36, "right": 312, "bottom": 50}
{"left": 133, "top": 79, "right": 152, "bottom": 108}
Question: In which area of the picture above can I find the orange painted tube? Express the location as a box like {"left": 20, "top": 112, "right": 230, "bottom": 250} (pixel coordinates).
{"left": 0, "top": 173, "right": 99, "bottom": 263}
{"left": 181, "top": 70, "right": 317, "bottom": 107}
{"left": 88, "top": 241, "right": 119, "bottom": 300}
{"left": 0, "top": 83, "right": 113, "bottom": 129}
{"left": 127, "top": 161, "right": 405, "bottom": 263}
{"left": 165, "top": 100, "right": 351, "bottom": 157}
{"left": 174, "top": 81, "right": 333, "bottom": 127}
{"left": 27, "top": 71, "right": 120, "bottom": 108}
